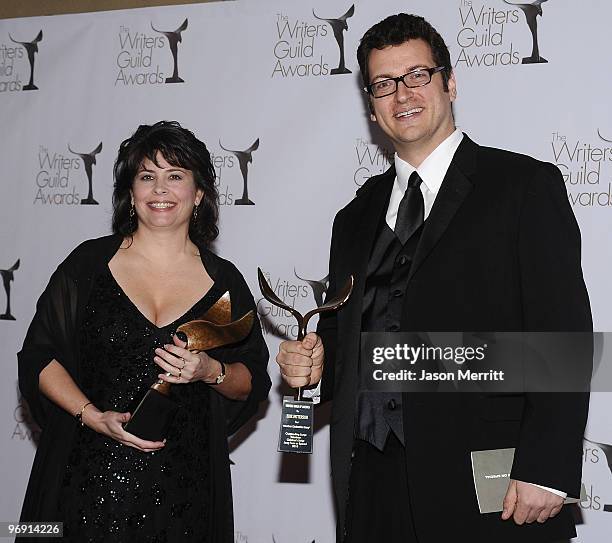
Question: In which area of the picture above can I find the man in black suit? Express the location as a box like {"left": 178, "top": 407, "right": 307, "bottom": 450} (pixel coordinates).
{"left": 276, "top": 13, "right": 591, "bottom": 543}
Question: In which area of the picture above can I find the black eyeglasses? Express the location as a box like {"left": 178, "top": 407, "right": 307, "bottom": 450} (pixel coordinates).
{"left": 365, "top": 66, "right": 446, "bottom": 98}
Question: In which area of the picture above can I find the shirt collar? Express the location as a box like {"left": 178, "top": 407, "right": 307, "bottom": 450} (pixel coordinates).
{"left": 393, "top": 129, "right": 464, "bottom": 195}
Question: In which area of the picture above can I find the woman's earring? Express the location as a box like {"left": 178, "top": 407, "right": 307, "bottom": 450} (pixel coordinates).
{"left": 192, "top": 203, "right": 199, "bottom": 221}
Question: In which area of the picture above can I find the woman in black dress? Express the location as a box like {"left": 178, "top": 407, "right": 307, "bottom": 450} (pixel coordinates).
{"left": 18, "top": 121, "right": 270, "bottom": 542}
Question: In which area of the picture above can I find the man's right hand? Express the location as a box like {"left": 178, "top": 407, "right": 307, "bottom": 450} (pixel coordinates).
{"left": 276, "top": 332, "right": 324, "bottom": 388}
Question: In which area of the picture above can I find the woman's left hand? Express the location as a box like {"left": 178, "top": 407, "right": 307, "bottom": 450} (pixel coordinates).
{"left": 154, "top": 334, "right": 220, "bottom": 384}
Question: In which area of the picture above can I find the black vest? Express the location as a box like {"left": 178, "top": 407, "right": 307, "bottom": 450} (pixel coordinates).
{"left": 355, "top": 209, "right": 423, "bottom": 450}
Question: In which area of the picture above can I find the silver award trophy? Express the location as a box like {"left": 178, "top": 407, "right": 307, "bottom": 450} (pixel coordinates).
{"left": 258, "top": 268, "right": 353, "bottom": 453}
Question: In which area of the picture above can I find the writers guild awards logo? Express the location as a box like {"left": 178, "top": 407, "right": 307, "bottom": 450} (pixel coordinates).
{"left": 219, "top": 138, "right": 259, "bottom": 205}
{"left": 9, "top": 30, "right": 42, "bottom": 90}
{"left": 151, "top": 18, "right": 188, "bottom": 83}
{"left": 1, "top": 259, "right": 19, "bottom": 320}
{"left": 294, "top": 269, "right": 329, "bottom": 308}
{"left": 312, "top": 4, "right": 355, "bottom": 75}
{"left": 550, "top": 128, "right": 612, "bottom": 207}
{"left": 583, "top": 438, "right": 612, "bottom": 512}
{"left": 13, "top": 390, "right": 41, "bottom": 443}
{"left": 68, "top": 142, "right": 102, "bottom": 205}
{"left": 353, "top": 137, "right": 393, "bottom": 187}
{"left": 503, "top": 0, "right": 549, "bottom": 64}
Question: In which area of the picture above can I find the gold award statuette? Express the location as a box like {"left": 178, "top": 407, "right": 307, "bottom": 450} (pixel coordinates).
{"left": 124, "top": 291, "right": 254, "bottom": 441}
{"left": 258, "top": 268, "right": 353, "bottom": 453}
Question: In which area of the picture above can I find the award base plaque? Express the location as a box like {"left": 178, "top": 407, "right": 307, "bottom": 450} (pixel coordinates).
{"left": 278, "top": 396, "right": 314, "bottom": 454}
{"left": 124, "top": 383, "right": 178, "bottom": 442}
{"left": 124, "top": 291, "right": 254, "bottom": 441}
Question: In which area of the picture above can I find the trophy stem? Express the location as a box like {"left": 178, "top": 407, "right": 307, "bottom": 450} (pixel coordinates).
{"left": 296, "top": 326, "right": 306, "bottom": 401}
{"left": 257, "top": 268, "right": 354, "bottom": 403}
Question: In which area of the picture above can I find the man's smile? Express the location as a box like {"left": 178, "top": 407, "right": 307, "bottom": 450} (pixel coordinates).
{"left": 394, "top": 107, "right": 424, "bottom": 119}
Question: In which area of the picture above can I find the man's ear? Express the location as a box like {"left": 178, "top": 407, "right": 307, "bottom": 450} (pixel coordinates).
{"left": 448, "top": 70, "right": 457, "bottom": 102}
{"left": 368, "top": 94, "right": 376, "bottom": 121}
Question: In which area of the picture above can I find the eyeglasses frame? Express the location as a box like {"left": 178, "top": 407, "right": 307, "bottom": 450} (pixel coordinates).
{"left": 364, "top": 66, "right": 446, "bottom": 98}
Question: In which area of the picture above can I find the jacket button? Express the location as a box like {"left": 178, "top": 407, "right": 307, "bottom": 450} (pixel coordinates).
{"left": 398, "top": 255, "right": 409, "bottom": 265}
{"left": 387, "top": 399, "right": 397, "bottom": 410}
{"left": 392, "top": 289, "right": 403, "bottom": 297}
{"left": 389, "top": 323, "right": 400, "bottom": 332}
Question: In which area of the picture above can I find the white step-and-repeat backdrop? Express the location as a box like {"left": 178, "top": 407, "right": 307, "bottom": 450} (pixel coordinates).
{"left": 1, "top": 0, "right": 611, "bottom": 541}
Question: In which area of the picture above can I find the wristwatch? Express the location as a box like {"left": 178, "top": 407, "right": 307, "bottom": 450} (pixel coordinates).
{"left": 211, "top": 361, "right": 226, "bottom": 385}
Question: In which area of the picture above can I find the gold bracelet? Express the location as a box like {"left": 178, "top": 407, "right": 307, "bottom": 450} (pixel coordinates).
{"left": 75, "top": 401, "right": 93, "bottom": 427}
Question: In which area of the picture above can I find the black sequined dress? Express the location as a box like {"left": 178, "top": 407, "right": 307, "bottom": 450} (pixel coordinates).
{"left": 59, "top": 267, "right": 222, "bottom": 542}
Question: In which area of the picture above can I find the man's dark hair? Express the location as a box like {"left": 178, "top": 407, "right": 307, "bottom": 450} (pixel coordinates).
{"left": 112, "top": 120, "right": 219, "bottom": 246}
{"left": 357, "top": 13, "right": 452, "bottom": 91}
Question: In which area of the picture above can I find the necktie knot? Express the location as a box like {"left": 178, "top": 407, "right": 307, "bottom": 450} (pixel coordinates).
{"left": 407, "top": 170, "right": 422, "bottom": 189}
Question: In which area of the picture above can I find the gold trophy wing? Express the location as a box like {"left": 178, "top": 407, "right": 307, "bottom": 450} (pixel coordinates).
{"left": 176, "top": 290, "right": 254, "bottom": 350}
{"left": 199, "top": 290, "right": 232, "bottom": 325}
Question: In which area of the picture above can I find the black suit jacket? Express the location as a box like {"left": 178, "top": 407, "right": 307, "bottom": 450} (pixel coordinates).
{"left": 317, "top": 135, "right": 592, "bottom": 543}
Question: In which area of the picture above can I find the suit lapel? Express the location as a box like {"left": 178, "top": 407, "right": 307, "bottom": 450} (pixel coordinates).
{"left": 347, "top": 166, "right": 395, "bottom": 294}
{"left": 341, "top": 166, "right": 395, "bottom": 301}
{"left": 408, "top": 135, "right": 478, "bottom": 282}
{"left": 336, "top": 166, "right": 395, "bottom": 380}
{"left": 333, "top": 167, "right": 394, "bottom": 390}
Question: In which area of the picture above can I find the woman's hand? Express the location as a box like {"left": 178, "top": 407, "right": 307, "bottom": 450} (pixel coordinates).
{"left": 38, "top": 360, "right": 165, "bottom": 452}
{"left": 154, "top": 334, "right": 222, "bottom": 384}
{"left": 83, "top": 407, "right": 165, "bottom": 453}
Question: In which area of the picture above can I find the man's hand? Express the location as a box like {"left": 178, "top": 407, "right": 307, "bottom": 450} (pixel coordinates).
{"left": 501, "top": 480, "right": 564, "bottom": 524}
{"left": 276, "top": 332, "right": 324, "bottom": 388}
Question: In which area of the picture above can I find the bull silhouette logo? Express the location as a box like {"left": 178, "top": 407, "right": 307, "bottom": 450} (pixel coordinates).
{"left": 68, "top": 142, "right": 103, "bottom": 205}
{"left": 313, "top": 5, "right": 355, "bottom": 75}
{"left": 503, "top": 0, "right": 550, "bottom": 64}
{"left": 294, "top": 269, "right": 329, "bottom": 308}
{"left": 9, "top": 30, "right": 43, "bottom": 90}
{"left": 151, "top": 18, "right": 188, "bottom": 83}
{"left": 1, "top": 259, "right": 19, "bottom": 320}
{"left": 219, "top": 138, "right": 260, "bottom": 206}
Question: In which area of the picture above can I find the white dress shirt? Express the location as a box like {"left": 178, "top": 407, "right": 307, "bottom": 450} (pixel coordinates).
{"left": 386, "top": 128, "right": 463, "bottom": 228}
{"left": 306, "top": 128, "right": 566, "bottom": 499}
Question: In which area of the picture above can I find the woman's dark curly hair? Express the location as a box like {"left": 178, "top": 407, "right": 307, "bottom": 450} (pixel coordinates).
{"left": 112, "top": 120, "right": 219, "bottom": 246}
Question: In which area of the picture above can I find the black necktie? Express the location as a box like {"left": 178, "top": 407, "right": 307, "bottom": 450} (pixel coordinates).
{"left": 394, "top": 171, "right": 424, "bottom": 245}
